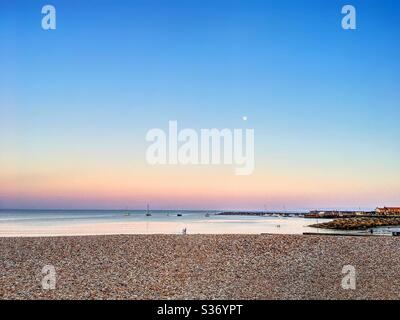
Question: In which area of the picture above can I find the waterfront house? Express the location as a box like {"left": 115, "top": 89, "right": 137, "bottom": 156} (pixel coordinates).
{"left": 376, "top": 207, "right": 400, "bottom": 216}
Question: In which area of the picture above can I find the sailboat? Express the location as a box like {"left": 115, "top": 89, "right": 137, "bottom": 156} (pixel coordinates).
{"left": 124, "top": 207, "right": 131, "bottom": 216}
{"left": 146, "top": 204, "right": 152, "bottom": 216}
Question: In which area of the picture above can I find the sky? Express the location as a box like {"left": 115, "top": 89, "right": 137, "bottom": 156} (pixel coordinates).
{"left": 0, "top": 0, "right": 399, "bottom": 210}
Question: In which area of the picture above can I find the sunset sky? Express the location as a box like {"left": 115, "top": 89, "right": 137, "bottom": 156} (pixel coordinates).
{"left": 1, "top": 0, "right": 399, "bottom": 210}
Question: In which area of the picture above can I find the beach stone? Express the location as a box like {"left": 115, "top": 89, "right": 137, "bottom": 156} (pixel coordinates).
{"left": 0, "top": 234, "right": 400, "bottom": 299}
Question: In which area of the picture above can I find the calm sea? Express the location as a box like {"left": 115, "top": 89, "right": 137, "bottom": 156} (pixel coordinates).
{"left": 0, "top": 209, "right": 333, "bottom": 237}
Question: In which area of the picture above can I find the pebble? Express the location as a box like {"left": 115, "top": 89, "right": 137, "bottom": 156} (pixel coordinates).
{"left": 0, "top": 234, "right": 399, "bottom": 299}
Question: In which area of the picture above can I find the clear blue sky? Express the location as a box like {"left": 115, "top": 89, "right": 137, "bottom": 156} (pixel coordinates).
{"left": 1, "top": 0, "right": 399, "bottom": 209}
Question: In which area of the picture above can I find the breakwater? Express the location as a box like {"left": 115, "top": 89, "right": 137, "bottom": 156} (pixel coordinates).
{"left": 310, "top": 217, "right": 400, "bottom": 230}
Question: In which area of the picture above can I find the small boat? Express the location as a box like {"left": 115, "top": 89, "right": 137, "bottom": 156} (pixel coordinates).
{"left": 146, "top": 204, "right": 152, "bottom": 216}
{"left": 177, "top": 213, "right": 182, "bottom": 217}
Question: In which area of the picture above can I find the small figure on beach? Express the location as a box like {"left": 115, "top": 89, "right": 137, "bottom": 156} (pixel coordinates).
{"left": 182, "top": 228, "right": 187, "bottom": 235}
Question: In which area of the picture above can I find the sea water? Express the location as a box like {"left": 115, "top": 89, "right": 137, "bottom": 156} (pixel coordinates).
{"left": 0, "top": 209, "right": 331, "bottom": 237}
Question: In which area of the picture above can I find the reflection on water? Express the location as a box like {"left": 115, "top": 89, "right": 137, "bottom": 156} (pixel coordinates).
{"left": 0, "top": 209, "right": 331, "bottom": 237}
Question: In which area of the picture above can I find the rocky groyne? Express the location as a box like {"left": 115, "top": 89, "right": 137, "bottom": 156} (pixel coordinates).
{"left": 310, "top": 217, "right": 400, "bottom": 230}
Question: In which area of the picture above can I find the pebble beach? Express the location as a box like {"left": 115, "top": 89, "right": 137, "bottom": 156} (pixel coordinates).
{"left": 1, "top": 234, "right": 400, "bottom": 300}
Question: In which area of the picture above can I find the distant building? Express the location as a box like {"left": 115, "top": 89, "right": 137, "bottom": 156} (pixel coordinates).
{"left": 376, "top": 207, "right": 400, "bottom": 216}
